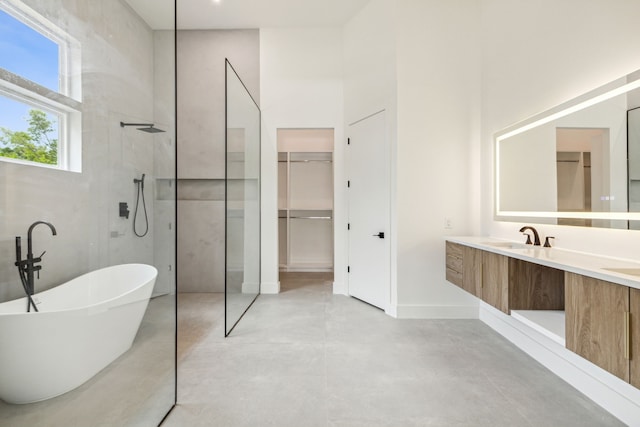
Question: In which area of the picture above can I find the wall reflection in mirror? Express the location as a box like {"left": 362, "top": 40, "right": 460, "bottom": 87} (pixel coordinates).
{"left": 0, "top": 0, "right": 176, "bottom": 425}
{"left": 496, "top": 69, "right": 640, "bottom": 229}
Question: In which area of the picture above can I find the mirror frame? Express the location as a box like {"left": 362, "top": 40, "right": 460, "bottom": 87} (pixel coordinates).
{"left": 495, "top": 68, "right": 640, "bottom": 223}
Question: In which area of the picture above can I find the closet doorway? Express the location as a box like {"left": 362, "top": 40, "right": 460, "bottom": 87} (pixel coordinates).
{"left": 278, "top": 129, "right": 334, "bottom": 289}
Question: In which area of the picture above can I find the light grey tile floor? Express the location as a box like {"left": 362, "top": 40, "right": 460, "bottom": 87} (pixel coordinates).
{"left": 164, "top": 273, "right": 623, "bottom": 427}
{"left": 0, "top": 296, "right": 175, "bottom": 427}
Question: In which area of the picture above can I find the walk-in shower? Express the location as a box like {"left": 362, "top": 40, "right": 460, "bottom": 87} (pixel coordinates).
{"left": 0, "top": 0, "right": 176, "bottom": 425}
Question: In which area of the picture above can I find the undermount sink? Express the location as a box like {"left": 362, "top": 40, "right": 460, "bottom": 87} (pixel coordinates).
{"left": 602, "top": 267, "right": 640, "bottom": 277}
{"left": 481, "top": 241, "right": 529, "bottom": 250}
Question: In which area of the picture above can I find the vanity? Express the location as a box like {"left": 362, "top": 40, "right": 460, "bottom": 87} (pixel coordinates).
{"left": 468, "top": 63, "right": 640, "bottom": 424}
{"left": 445, "top": 237, "right": 640, "bottom": 423}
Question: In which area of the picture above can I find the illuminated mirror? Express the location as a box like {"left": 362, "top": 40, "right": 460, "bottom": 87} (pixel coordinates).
{"left": 496, "top": 69, "right": 640, "bottom": 228}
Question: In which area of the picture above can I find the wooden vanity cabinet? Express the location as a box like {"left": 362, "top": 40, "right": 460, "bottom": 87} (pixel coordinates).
{"left": 446, "top": 241, "right": 640, "bottom": 390}
{"left": 482, "top": 252, "right": 509, "bottom": 314}
{"left": 463, "top": 246, "right": 482, "bottom": 298}
{"left": 632, "top": 288, "right": 640, "bottom": 388}
{"left": 508, "top": 259, "right": 564, "bottom": 311}
{"left": 565, "top": 272, "right": 630, "bottom": 382}
{"left": 445, "top": 242, "right": 481, "bottom": 298}
{"left": 445, "top": 242, "right": 563, "bottom": 314}
{"left": 445, "top": 241, "right": 463, "bottom": 287}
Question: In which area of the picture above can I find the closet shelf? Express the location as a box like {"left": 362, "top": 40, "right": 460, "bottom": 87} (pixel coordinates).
{"left": 278, "top": 145, "right": 334, "bottom": 272}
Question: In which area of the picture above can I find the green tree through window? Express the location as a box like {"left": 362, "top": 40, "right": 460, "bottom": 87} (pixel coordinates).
{"left": 0, "top": 109, "right": 57, "bottom": 165}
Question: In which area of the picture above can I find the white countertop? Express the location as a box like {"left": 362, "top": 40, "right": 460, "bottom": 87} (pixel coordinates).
{"left": 446, "top": 236, "right": 640, "bottom": 291}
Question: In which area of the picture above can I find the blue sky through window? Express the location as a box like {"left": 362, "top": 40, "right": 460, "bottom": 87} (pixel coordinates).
{"left": 0, "top": 95, "right": 58, "bottom": 134}
{"left": 0, "top": 10, "right": 59, "bottom": 90}
{"left": 0, "top": 9, "right": 60, "bottom": 133}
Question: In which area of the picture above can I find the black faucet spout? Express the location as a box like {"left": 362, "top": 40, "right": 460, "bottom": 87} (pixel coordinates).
{"left": 17, "top": 221, "right": 57, "bottom": 312}
{"left": 27, "top": 221, "right": 57, "bottom": 258}
{"left": 519, "top": 226, "right": 541, "bottom": 246}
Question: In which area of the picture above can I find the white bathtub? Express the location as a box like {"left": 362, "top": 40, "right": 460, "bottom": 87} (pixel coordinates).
{"left": 0, "top": 263, "right": 157, "bottom": 404}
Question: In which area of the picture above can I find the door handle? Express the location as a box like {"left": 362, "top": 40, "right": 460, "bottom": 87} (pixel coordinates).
{"left": 373, "top": 232, "right": 385, "bottom": 239}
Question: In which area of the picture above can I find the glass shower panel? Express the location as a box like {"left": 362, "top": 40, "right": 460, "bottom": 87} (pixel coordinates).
{"left": 0, "top": 1, "right": 176, "bottom": 425}
{"left": 225, "top": 59, "right": 260, "bottom": 336}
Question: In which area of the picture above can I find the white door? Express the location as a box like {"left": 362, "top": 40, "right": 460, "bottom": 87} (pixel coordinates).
{"left": 347, "top": 110, "right": 390, "bottom": 310}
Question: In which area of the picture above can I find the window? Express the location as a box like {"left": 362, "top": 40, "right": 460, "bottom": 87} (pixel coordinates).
{"left": 0, "top": 0, "right": 81, "bottom": 171}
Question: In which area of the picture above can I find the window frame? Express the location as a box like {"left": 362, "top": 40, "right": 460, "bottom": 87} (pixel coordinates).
{"left": 0, "top": 0, "right": 81, "bottom": 172}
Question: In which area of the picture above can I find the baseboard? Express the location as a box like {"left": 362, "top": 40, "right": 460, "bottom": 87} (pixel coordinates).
{"left": 260, "top": 281, "right": 280, "bottom": 294}
{"left": 241, "top": 282, "right": 261, "bottom": 293}
{"left": 394, "top": 304, "right": 479, "bottom": 319}
{"left": 480, "top": 302, "right": 640, "bottom": 426}
{"left": 332, "top": 280, "right": 347, "bottom": 296}
{"left": 386, "top": 304, "right": 398, "bottom": 318}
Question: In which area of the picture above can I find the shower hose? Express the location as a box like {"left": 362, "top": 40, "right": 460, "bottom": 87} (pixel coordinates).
{"left": 133, "top": 174, "right": 149, "bottom": 237}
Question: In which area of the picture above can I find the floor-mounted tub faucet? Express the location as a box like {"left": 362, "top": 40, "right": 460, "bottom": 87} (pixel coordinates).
{"left": 15, "top": 221, "right": 57, "bottom": 312}
{"left": 519, "top": 226, "right": 541, "bottom": 246}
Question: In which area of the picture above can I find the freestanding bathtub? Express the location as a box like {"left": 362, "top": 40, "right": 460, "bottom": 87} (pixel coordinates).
{"left": 0, "top": 263, "right": 157, "bottom": 404}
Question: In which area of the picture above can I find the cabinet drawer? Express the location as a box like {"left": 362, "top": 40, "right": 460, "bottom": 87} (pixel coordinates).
{"left": 446, "top": 254, "right": 463, "bottom": 272}
{"left": 445, "top": 242, "right": 464, "bottom": 287}
{"left": 446, "top": 241, "right": 463, "bottom": 259}
{"left": 446, "top": 266, "right": 463, "bottom": 286}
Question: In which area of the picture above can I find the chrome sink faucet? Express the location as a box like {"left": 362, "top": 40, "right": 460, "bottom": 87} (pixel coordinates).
{"left": 519, "top": 226, "right": 541, "bottom": 246}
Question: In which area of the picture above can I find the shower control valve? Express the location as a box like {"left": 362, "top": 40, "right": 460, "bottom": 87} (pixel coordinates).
{"left": 119, "top": 202, "right": 130, "bottom": 219}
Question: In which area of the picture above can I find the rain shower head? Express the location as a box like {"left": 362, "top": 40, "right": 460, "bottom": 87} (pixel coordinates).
{"left": 120, "top": 122, "right": 165, "bottom": 133}
{"left": 137, "top": 125, "right": 165, "bottom": 133}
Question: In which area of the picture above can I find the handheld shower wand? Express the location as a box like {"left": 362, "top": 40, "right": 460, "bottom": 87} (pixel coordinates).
{"left": 133, "top": 174, "right": 148, "bottom": 237}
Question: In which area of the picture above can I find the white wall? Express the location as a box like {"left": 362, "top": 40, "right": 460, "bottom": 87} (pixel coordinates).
{"left": 481, "top": 0, "right": 640, "bottom": 260}
{"left": 394, "top": 0, "right": 482, "bottom": 317}
{"left": 343, "top": 0, "right": 397, "bottom": 125}
{"left": 342, "top": 0, "right": 482, "bottom": 317}
{"left": 258, "top": 0, "right": 640, "bottom": 315}
{"left": 260, "top": 28, "right": 344, "bottom": 293}
{"left": 343, "top": 0, "right": 397, "bottom": 298}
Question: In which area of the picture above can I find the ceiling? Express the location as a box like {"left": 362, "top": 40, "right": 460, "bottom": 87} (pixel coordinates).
{"left": 124, "top": 0, "right": 371, "bottom": 30}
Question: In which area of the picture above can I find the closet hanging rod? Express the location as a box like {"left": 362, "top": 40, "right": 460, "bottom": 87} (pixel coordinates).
{"left": 289, "top": 216, "right": 332, "bottom": 220}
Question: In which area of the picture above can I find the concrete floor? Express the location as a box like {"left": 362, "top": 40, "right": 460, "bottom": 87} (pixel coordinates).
{"left": 164, "top": 273, "right": 623, "bottom": 427}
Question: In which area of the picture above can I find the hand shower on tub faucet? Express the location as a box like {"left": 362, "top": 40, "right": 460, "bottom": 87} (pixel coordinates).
{"left": 14, "top": 221, "right": 57, "bottom": 312}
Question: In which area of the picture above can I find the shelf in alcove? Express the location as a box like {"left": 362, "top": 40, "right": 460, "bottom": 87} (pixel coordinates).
{"left": 280, "top": 208, "right": 333, "bottom": 220}
{"left": 510, "top": 310, "right": 565, "bottom": 346}
{"left": 279, "top": 262, "right": 333, "bottom": 272}
{"left": 287, "top": 207, "right": 334, "bottom": 211}
{"left": 280, "top": 151, "right": 333, "bottom": 162}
